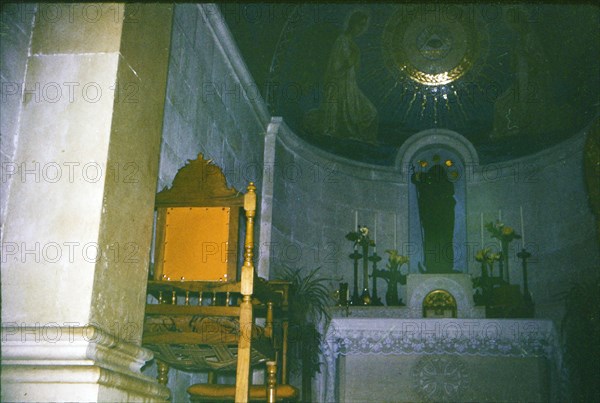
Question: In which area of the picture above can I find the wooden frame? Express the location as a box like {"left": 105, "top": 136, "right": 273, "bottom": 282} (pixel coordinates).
{"left": 152, "top": 154, "right": 244, "bottom": 282}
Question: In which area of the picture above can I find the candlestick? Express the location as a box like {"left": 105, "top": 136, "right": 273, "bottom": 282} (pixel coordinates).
{"left": 480, "top": 212, "right": 484, "bottom": 247}
{"left": 338, "top": 283, "right": 349, "bottom": 307}
{"left": 355, "top": 210, "right": 358, "bottom": 230}
{"left": 369, "top": 252, "right": 383, "bottom": 306}
{"left": 349, "top": 249, "right": 362, "bottom": 305}
{"left": 520, "top": 205, "right": 525, "bottom": 248}
{"left": 517, "top": 248, "right": 534, "bottom": 316}
{"left": 362, "top": 244, "right": 369, "bottom": 300}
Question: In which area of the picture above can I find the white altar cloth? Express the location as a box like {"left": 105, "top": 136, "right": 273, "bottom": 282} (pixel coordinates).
{"left": 318, "top": 317, "right": 565, "bottom": 402}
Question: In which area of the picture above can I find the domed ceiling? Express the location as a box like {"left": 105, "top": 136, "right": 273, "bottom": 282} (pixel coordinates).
{"left": 223, "top": 3, "right": 599, "bottom": 165}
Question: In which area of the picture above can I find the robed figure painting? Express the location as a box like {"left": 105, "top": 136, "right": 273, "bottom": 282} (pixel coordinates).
{"left": 305, "top": 10, "right": 378, "bottom": 143}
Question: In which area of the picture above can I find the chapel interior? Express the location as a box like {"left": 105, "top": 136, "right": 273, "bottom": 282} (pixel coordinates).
{"left": 1, "top": 3, "right": 599, "bottom": 403}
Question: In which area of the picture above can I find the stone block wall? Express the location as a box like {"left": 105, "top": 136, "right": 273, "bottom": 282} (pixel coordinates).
{"left": 467, "top": 128, "right": 598, "bottom": 321}
{"left": 0, "top": 3, "right": 37, "bottom": 242}
{"left": 269, "top": 121, "right": 408, "bottom": 303}
{"left": 157, "top": 4, "right": 269, "bottom": 195}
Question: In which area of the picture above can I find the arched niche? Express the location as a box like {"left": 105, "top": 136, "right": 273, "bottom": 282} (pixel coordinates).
{"left": 395, "top": 129, "right": 479, "bottom": 273}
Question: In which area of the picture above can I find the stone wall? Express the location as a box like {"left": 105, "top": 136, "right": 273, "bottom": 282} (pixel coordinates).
{"left": 0, "top": 3, "right": 37, "bottom": 243}
{"left": 269, "top": 120, "right": 407, "bottom": 306}
{"left": 157, "top": 4, "right": 269, "bottom": 194}
{"left": 467, "top": 127, "right": 599, "bottom": 321}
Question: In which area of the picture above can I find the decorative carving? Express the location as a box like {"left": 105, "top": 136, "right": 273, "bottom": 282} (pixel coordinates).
{"left": 412, "top": 356, "right": 470, "bottom": 402}
{"left": 156, "top": 153, "right": 243, "bottom": 207}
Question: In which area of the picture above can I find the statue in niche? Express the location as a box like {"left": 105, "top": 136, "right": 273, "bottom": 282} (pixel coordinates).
{"left": 411, "top": 162, "right": 456, "bottom": 273}
{"left": 304, "top": 10, "right": 378, "bottom": 143}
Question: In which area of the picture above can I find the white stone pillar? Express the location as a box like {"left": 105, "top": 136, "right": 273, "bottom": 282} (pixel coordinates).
{"left": 1, "top": 4, "right": 172, "bottom": 401}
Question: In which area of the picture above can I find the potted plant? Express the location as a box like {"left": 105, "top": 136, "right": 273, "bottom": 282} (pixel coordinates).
{"left": 278, "top": 266, "right": 333, "bottom": 401}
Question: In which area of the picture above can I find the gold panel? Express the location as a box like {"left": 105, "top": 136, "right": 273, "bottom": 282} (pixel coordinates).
{"left": 162, "top": 207, "right": 232, "bottom": 281}
{"left": 423, "top": 289, "right": 457, "bottom": 318}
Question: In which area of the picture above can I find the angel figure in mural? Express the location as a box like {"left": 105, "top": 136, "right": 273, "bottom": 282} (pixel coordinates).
{"left": 304, "top": 10, "right": 378, "bottom": 143}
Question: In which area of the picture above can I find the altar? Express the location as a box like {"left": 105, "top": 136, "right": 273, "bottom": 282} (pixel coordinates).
{"left": 316, "top": 272, "right": 565, "bottom": 402}
{"left": 318, "top": 316, "right": 564, "bottom": 402}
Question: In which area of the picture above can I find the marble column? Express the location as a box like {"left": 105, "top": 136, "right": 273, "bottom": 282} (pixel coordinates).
{"left": 1, "top": 4, "right": 172, "bottom": 401}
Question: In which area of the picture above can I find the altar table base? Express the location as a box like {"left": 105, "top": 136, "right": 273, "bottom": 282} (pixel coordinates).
{"left": 318, "top": 317, "right": 565, "bottom": 402}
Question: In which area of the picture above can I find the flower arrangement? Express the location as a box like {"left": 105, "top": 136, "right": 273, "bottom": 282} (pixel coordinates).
{"left": 378, "top": 249, "right": 408, "bottom": 306}
{"left": 485, "top": 220, "right": 521, "bottom": 284}
{"left": 474, "top": 247, "right": 502, "bottom": 281}
{"left": 345, "top": 225, "right": 375, "bottom": 248}
{"left": 485, "top": 220, "right": 521, "bottom": 243}
{"left": 385, "top": 249, "right": 409, "bottom": 269}
{"left": 475, "top": 248, "right": 501, "bottom": 265}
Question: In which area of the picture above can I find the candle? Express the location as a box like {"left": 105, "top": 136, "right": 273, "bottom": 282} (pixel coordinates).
{"left": 355, "top": 210, "right": 358, "bottom": 230}
{"left": 393, "top": 215, "right": 397, "bottom": 250}
{"left": 480, "top": 212, "right": 484, "bottom": 247}
{"left": 520, "top": 206, "right": 525, "bottom": 248}
{"left": 498, "top": 209, "right": 502, "bottom": 222}
{"left": 374, "top": 215, "right": 378, "bottom": 253}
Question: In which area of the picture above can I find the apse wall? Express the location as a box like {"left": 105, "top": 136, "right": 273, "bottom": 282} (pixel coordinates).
{"left": 148, "top": 5, "right": 269, "bottom": 401}
{"left": 467, "top": 125, "right": 598, "bottom": 321}
{"left": 156, "top": 4, "right": 269, "bottom": 194}
{"left": 269, "top": 120, "right": 409, "bottom": 296}
{"left": 270, "top": 120, "right": 598, "bottom": 324}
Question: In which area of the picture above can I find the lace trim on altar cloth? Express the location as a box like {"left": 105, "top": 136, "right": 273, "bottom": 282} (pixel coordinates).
{"left": 323, "top": 318, "right": 559, "bottom": 358}
{"left": 324, "top": 329, "right": 557, "bottom": 358}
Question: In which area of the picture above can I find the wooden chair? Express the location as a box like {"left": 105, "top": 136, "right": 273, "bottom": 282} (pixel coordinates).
{"left": 142, "top": 154, "right": 296, "bottom": 402}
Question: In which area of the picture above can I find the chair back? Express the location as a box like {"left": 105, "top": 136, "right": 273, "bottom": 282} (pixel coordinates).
{"left": 143, "top": 154, "right": 260, "bottom": 402}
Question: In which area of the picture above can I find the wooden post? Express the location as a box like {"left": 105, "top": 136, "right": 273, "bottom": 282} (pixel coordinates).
{"left": 156, "top": 360, "right": 169, "bottom": 386}
{"left": 235, "top": 183, "right": 256, "bottom": 403}
{"left": 282, "top": 320, "right": 289, "bottom": 385}
{"left": 266, "top": 361, "right": 277, "bottom": 403}
{"left": 265, "top": 301, "right": 274, "bottom": 340}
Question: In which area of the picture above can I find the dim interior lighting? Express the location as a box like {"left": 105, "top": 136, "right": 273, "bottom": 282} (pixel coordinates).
{"left": 419, "top": 160, "right": 428, "bottom": 168}
{"left": 445, "top": 159, "right": 453, "bottom": 167}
